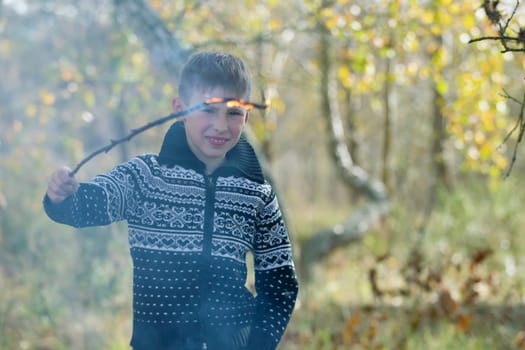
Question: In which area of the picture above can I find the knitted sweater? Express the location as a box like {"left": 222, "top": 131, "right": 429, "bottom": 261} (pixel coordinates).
{"left": 43, "top": 123, "right": 299, "bottom": 350}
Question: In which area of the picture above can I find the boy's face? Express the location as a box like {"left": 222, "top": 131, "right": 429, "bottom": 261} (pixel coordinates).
{"left": 173, "top": 86, "right": 249, "bottom": 173}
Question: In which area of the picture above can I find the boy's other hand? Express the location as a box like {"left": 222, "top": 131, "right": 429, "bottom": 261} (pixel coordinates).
{"left": 46, "top": 166, "right": 79, "bottom": 204}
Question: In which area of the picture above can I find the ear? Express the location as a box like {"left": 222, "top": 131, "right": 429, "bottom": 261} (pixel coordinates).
{"left": 172, "top": 97, "right": 186, "bottom": 122}
{"left": 172, "top": 97, "right": 185, "bottom": 112}
{"left": 244, "top": 111, "right": 250, "bottom": 123}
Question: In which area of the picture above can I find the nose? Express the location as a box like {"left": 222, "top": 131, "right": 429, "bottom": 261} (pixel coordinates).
{"left": 211, "top": 110, "right": 228, "bottom": 131}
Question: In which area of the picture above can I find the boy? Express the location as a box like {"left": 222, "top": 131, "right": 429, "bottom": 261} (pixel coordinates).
{"left": 44, "top": 51, "right": 299, "bottom": 350}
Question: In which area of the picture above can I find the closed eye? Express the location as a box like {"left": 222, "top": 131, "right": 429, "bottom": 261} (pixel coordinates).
{"left": 228, "top": 109, "right": 246, "bottom": 117}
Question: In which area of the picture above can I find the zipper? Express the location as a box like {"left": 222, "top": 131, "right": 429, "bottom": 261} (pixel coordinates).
{"left": 202, "top": 174, "right": 216, "bottom": 256}
{"left": 197, "top": 173, "right": 216, "bottom": 342}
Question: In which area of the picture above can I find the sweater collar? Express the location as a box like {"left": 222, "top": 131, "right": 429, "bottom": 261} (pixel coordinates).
{"left": 158, "top": 122, "right": 265, "bottom": 184}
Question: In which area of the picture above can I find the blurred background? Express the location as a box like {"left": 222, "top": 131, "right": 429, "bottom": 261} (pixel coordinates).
{"left": 2, "top": 0, "right": 525, "bottom": 349}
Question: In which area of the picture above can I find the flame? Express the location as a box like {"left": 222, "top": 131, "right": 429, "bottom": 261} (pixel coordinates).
{"left": 204, "top": 97, "right": 269, "bottom": 111}
{"left": 205, "top": 97, "right": 226, "bottom": 104}
{"left": 226, "top": 100, "right": 244, "bottom": 108}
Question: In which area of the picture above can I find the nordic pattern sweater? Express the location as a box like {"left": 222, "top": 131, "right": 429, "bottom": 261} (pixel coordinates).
{"left": 43, "top": 122, "right": 299, "bottom": 350}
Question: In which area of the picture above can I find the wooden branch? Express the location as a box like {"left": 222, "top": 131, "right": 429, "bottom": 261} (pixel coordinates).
{"left": 70, "top": 98, "right": 268, "bottom": 175}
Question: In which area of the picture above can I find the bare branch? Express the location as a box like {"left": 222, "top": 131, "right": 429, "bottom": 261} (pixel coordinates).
{"left": 501, "top": 92, "right": 525, "bottom": 177}
{"left": 70, "top": 98, "right": 268, "bottom": 176}
{"left": 468, "top": 35, "right": 525, "bottom": 44}
{"left": 469, "top": 0, "right": 525, "bottom": 176}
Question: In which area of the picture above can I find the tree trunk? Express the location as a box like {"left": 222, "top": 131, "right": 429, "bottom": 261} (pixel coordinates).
{"left": 382, "top": 56, "right": 393, "bottom": 192}
{"left": 418, "top": 34, "right": 452, "bottom": 232}
{"left": 300, "top": 21, "right": 389, "bottom": 278}
{"left": 113, "top": 0, "right": 189, "bottom": 79}
{"left": 431, "top": 82, "right": 450, "bottom": 188}
{"left": 343, "top": 87, "right": 360, "bottom": 166}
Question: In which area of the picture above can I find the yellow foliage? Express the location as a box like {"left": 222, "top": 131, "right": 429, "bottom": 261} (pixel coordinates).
{"left": 83, "top": 90, "right": 96, "bottom": 107}
{"left": 39, "top": 89, "right": 55, "bottom": 106}
{"left": 269, "top": 19, "right": 282, "bottom": 31}
{"left": 494, "top": 153, "right": 508, "bottom": 170}
{"left": 268, "top": 96, "right": 285, "bottom": 114}
{"left": 480, "top": 112, "right": 495, "bottom": 132}
{"left": 338, "top": 66, "right": 352, "bottom": 88}
{"left": 462, "top": 15, "right": 476, "bottom": 31}
{"left": 320, "top": 7, "right": 334, "bottom": 20}
{"left": 60, "top": 69, "right": 73, "bottom": 81}
{"left": 403, "top": 32, "right": 419, "bottom": 52}
{"left": 325, "top": 17, "right": 338, "bottom": 30}
{"left": 149, "top": 0, "right": 161, "bottom": 9}
{"left": 25, "top": 104, "right": 37, "bottom": 118}
{"left": 160, "top": 8, "right": 172, "bottom": 20}
{"left": 478, "top": 143, "right": 492, "bottom": 160}
{"left": 420, "top": 10, "right": 434, "bottom": 25}
{"left": 131, "top": 52, "right": 145, "bottom": 67}
{"left": 162, "top": 83, "right": 175, "bottom": 96}
{"left": 474, "top": 131, "right": 486, "bottom": 146}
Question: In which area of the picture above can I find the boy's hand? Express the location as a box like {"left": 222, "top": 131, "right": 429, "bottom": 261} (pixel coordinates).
{"left": 46, "top": 166, "right": 79, "bottom": 204}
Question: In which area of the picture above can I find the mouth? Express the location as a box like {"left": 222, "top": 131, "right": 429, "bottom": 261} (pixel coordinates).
{"left": 206, "top": 136, "right": 229, "bottom": 146}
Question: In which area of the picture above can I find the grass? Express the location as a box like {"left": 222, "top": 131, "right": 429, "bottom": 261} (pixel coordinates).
{"left": 281, "top": 175, "right": 525, "bottom": 349}
{"left": 2, "top": 175, "right": 525, "bottom": 349}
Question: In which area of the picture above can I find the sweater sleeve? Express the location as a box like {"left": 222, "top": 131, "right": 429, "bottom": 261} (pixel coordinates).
{"left": 43, "top": 183, "right": 111, "bottom": 227}
{"left": 248, "top": 189, "right": 299, "bottom": 350}
{"left": 43, "top": 162, "right": 133, "bottom": 228}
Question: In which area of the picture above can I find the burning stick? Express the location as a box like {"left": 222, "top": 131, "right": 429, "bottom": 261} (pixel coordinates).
{"left": 69, "top": 98, "right": 268, "bottom": 176}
